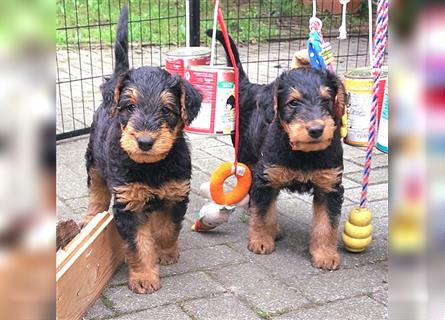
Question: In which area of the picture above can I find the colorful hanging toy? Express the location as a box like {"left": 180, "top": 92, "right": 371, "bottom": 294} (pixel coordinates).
{"left": 192, "top": 0, "right": 252, "bottom": 232}
{"left": 302, "top": 0, "right": 348, "bottom": 137}
{"left": 342, "top": 0, "right": 388, "bottom": 252}
{"left": 307, "top": 0, "right": 334, "bottom": 72}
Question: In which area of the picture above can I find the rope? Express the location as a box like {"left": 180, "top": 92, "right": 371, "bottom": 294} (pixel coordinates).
{"left": 210, "top": 0, "right": 219, "bottom": 66}
{"left": 360, "top": 0, "right": 388, "bottom": 208}
{"left": 214, "top": 1, "right": 240, "bottom": 166}
{"left": 338, "top": 0, "right": 350, "bottom": 39}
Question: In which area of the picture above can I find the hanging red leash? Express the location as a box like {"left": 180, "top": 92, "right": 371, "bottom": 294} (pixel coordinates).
{"left": 207, "top": 0, "right": 252, "bottom": 207}
{"left": 192, "top": 1, "right": 251, "bottom": 231}
{"left": 215, "top": 3, "right": 240, "bottom": 166}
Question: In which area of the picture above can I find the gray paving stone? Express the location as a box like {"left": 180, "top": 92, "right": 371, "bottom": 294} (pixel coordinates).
{"left": 57, "top": 163, "right": 89, "bottom": 200}
{"left": 182, "top": 293, "right": 260, "bottom": 320}
{"left": 342, "top": 143, "right": 366, "bottom": 159}
{"left": 180, "top": 216, "right": 249, "bottom": 250}
{"left": 110, "top": 243, "right": 246, "bottom": 285}
{"left": 83, "top": 298, "right": 114, "bottom": 320}
{"left": 185, "top": 132, "right": 213, "bottom": 141}
{"left": 57, "top": 197, "right": 74, "bottom": 218}
{"left": 104, "top": 272, "right": 225, "bottom": 313}
{"left": 162, "top": 244, "right": 246, "bottom": 277}
{"left": 185, "top": 191, "right": 209, "bottom": 221}
{"left": 229, "top": 240, "right": 322, "bottom": 283}
{"left": 192, "top": 157, "right": 226, "bottom": 174}
{"left": 112, "top": 304, "right": 190, "bottom": 320}
{"left": 339, "top": 240, "right": 387, "bottom": 269}
{"left": 342, "top": 176, "right": 362, "bottom": 189}
{"left": 56, "top": 136, "right": 89, "bottom": 164}
{"left": 202, "top": 145, "right": 237, "bottom": 162}
{"left": 185, "top": 134, "right": 228, "bottom": 148}
{"left": 276, "top": 198, "right": 313, "bottom": 225}
{"left": 371, "top": 289, "right": 388, "bottom": 306}
{"left": 209, "top": 263, "right": 309, "bottom": 313}
{"left": 344, "top": 183, "right": 389, "bottom": 204}
{"left": 343, "top": 159, "right": 364, "bottom": 174}
{"left": 292, "top": 263, "right": 388, "bottom": 304}
{"left": 65, "top": 196, "right": 90, "bottom": 215}
{"left": 190, "top": 170, "right": 211, "bottom": 194}
{"left": 215, "top": 135, "right": 233, "bottom": 146}
{"left": 350, "top": 152, "right": 388, "bottom": 168}
{"left": 282, "top": 190, "right": 353, "bottom": 206}
{"left": 190, "top": 148, "right": 214, "bottom": 160}
{"left": 345, "top": 166, "right": 388, "bottom": 185}
{"left": 275, "top": 296, "right": 387, "bottom": 320}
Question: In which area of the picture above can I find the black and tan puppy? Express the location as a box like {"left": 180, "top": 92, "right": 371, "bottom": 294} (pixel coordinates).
{"left": 209, "top": 30, "right": 346, "bottom": 270}
{"left": 83, "top": 6, "right": 201, "bottom": 294}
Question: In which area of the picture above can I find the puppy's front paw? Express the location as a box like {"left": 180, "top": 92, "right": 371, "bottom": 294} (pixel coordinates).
{"left": 158, "top": 250, "right": 179, "bottom": 266}
{"left": 311, "top": 250, "right": 341, "bottom": 270}
{"left": 128, "top": 276, "right": 161, "bottom": 294}
{"left": 248, "top": 236, "right": 275, "bottom": 254}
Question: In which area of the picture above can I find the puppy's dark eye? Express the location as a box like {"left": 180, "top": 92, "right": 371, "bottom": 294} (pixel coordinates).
{"left": 127, "top": 104, "right": 136, "bottom": 113}
{"left": 288, "top": 100, "right": 299, "bottom": 108}
{"left": 162, "top": 107, "right": 178, "bottom": 117}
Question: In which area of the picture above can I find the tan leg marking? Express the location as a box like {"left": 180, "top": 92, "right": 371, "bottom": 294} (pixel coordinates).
{"left": 248, "top": 200, "right": 282, "bottom": 254}
{"left": 83, "top": 168, "right": 111, "bottom": 226}
{"left": 126, "top": 218, "right": 161, "bottom": 294}
{"left": 310, "top": 202, "right": 341, "bottom": 270}
{"left": 149, "top": 210, "right": 180, "bottom": 265}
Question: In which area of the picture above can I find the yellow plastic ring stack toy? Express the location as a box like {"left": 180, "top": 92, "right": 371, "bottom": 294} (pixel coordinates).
{"left": 341, "top": 207, "right": 373, "bottom": 252}
{"left": 209, "top": 162, "right": 252, "bottom": 205}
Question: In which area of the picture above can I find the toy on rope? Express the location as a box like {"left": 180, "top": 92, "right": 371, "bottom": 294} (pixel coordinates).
{"left": 338, "top": 0, "right": 350, "bottom": 39}
{"left": 191, "top": 178, "right": 250, "bottom": 232}
{"left": 342, "top": 0, "right": 388, "bottom": 252}
{"left": 294, "top": 0, "right": 347, "bottom": 137}
{"left": 307, "top": 0, "right": 334, "bottom": 72}
{"left": 192, "top": 0, "right": 252, "bottom": 232}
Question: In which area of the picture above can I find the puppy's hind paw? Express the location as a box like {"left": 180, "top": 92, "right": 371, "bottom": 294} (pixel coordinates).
{"left": 311, "top": 250, "right": 341, "bottom": 271}
{"left": 158, "top": 251, "right": 179, "bottom": 266}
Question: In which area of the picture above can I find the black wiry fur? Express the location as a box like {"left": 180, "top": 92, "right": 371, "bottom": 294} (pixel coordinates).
{"left": 84, "top": 6, "right": 202, "bottom": 291}
{"left": 209, "top": 30, "right": 345, "bottom": 268}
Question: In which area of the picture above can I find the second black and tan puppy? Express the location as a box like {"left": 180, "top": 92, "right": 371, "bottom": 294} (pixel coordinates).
{"left": 83, "top": 6, "right": 202, "bottom": 294}
{"left": 209, "top": 30, "right": 346, "bottom": 270}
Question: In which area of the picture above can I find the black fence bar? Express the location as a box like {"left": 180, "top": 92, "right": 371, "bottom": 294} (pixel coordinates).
{"left": 56, "top": 128, "right": 91, "bottom": 141}
{"left": 189, "top": 0, "right": 201, "bottom": 46}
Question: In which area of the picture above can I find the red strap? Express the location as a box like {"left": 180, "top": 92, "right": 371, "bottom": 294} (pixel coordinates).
{"left": 214, "top": 3, "right": 240, "bottom": 166}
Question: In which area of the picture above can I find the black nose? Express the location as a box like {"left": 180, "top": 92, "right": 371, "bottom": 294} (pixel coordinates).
{"left": 137, "top": 136, "right": 154, "bottom": 151}
{"left": 307, "top": 124, "right": 325, "bottom": 139}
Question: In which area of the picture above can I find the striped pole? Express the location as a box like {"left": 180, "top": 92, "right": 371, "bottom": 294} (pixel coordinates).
{"left": 360, "top": 0, "right": 388, "bottom": 208}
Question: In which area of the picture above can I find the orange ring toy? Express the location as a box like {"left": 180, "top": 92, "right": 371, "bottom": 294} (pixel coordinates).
{"left": 210, "top": 162, "right": 252, "bottom": 205}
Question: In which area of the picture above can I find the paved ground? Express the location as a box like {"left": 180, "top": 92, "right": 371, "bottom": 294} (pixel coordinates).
{"left": 57, "top": 133, "right": 388, "bottom": 320}
{"left": 57, "top": 36, "right": 370, "bottom": 135}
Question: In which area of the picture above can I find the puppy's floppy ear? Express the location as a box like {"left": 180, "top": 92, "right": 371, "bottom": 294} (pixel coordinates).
{"left": 326, "top": 71, "right": 347, "bottom": 120}
{"left": 270, "top": 79, "right": 281, "bottom": 122}
{"left": 179, "top": 78, "right": 202, "bottom": 125}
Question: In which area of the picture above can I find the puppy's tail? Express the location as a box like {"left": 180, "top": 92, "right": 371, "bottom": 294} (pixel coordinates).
{"left": 206, "top": 29, "right": 247, "bottom": 81}
{"left": 114, "top": 5, "right": 129, "bottom": 74}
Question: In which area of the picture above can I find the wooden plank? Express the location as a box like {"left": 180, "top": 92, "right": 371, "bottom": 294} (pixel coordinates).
{"left": 56, "top": 211, "right": 124, "bottom": 320}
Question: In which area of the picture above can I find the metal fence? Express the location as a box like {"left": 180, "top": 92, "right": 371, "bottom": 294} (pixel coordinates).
{"left": 56, "top": 0, "right": 372, "bottom": 140}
